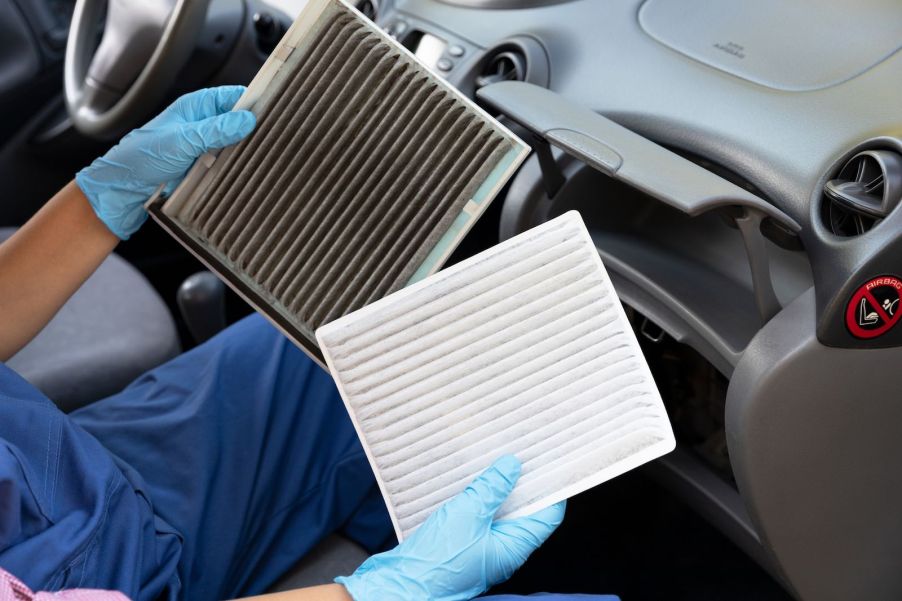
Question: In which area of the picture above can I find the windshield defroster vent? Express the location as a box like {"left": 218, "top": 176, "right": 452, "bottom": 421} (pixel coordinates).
{"left": 822, "top": 150, "right": 902, "bottom": 237}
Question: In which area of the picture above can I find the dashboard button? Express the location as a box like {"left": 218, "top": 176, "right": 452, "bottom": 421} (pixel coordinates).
{"left": 436, "top": 58, "right": 454, "bottom": 71}
{"left": 448, "top": 44, "right": 465, "bottom": 57}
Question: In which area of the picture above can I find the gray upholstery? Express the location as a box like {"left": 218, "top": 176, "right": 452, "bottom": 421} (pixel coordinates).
{"left": 2, "top": 227, "right": 180, "bottom": 412}
{"left": 267, "top": 535, "right": 369, "bottom": 592}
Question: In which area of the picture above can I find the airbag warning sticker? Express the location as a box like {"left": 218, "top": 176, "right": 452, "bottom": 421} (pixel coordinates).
{"left": 846, "top": 276, "right": 902, "bottom": 339}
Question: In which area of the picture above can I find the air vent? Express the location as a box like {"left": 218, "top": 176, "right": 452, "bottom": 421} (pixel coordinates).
{"left": 355, "top": 0, "right": 378, "bottom": 20}
{"left": 822, "top": 150, "right": 902, "bottom": 236}
{"left": 470, "top": 38, "right": 549, "bottom": 100}
{"left": 475, "top": 49, "right": 527, "bottom": 89}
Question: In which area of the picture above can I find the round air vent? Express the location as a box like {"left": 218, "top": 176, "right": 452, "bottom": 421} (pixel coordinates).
{"left": 469, "top": 37, "right": 549, "bottom": 98}
{"left": 355, "top": 0, "right": 378, "bottom": 20}
{"left": 475, "top": 49, "right": 527, "bottom": 89}
{"left": 822, "top": 150, "right": 902, "bottom": 236}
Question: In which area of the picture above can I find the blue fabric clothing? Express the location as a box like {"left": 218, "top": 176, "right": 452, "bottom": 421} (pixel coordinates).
{"left": 0, "top": 314, "right": 391, "bottom": 600}
{"left": 0, "top": 313, "right": 618, "bottom": 601}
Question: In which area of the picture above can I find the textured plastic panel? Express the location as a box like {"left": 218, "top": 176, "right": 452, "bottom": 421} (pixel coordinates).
{"left": 317, "top": 212, "right": 675, "bottom": 540}
{"left": 152, "top": 0, "right": 527, "bottom": 364}
{"left": 727, "top": 288, "right": 902, "bottom": 601}
{"left": 639, "top": 0, "right": 902, "bottom": 92}
{"left": 477, "top": 81, "right": 800, "bottom": 230}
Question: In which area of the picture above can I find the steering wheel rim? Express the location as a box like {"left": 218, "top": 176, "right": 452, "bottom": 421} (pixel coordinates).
{"left": 65, "top": 0, "right": 210, "bottom": 139}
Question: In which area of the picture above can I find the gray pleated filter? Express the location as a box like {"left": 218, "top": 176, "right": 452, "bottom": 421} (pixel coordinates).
{"left": 148, "top": 0, "right": 528, "bottom": 364}
{"left": 317, "top": 212, "right": 676, "bottom": 540}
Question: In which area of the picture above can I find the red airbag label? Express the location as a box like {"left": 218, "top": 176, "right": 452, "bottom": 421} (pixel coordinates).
{"left": 846, "top": 275, "right": 902, "bottom": 339}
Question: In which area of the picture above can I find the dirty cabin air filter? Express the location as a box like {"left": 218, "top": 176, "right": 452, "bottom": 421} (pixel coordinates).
{"left": 148, "top": 0, "right": 529, "bottom": 364}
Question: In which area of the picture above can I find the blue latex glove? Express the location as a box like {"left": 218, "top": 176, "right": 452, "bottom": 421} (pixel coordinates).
{"left": 75, "top": 85, "right": 256, "bottom": 239}
{"left": 337, "top": 456, "right": 566, "bottom": 601}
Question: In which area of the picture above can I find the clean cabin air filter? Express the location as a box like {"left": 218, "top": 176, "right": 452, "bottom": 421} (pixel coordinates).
{"left": 147, "top": 0, "right": 528, "bottom": 364}
{"left": 316, "top": 212, "right": 676, "bottom": 540}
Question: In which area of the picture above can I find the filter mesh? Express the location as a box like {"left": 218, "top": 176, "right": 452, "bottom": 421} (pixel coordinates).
{"left": 317, "top": 212, "right": 676, "bottom": 540}
{"left": 155, "top": 0, "right": 525, "bottom": 359}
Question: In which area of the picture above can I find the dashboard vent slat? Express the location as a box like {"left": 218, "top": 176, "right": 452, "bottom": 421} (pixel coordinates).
{"left": 822, "top": 150, "right": 902, "bottom": 237}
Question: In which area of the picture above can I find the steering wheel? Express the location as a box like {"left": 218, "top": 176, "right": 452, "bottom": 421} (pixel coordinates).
{"left": 64, "top": 0, "right": 210, "bottom": 138}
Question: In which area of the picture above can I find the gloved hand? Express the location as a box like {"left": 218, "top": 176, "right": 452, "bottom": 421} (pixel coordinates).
{"left": 75, "top": 85, "right": 256, "bottom": 239}
{"left": 337, "top": 455, "right": 566, "bottom": 601}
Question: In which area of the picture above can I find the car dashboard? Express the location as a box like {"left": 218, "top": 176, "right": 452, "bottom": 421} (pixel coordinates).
{"left": 338, "top": 1, "right": 902, "bottom": 600}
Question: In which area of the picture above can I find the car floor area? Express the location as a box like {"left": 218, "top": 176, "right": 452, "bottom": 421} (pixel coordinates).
{"left": 490, "top": 469, "right": 793, "bottom": 601}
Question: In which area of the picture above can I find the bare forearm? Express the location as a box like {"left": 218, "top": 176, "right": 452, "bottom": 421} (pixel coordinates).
{"left": 0, "top": 181, "right": 118, "bottom": 360}
{"left": 235, "top": 584, "right": 352, "bottom": 601}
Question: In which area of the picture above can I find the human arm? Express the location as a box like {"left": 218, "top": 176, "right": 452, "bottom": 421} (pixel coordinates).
{"left": 0, "top": 182, "right": 118, "bottom": 360}
{"left": 0, "top": 86, "right": 255, "bottom": 361}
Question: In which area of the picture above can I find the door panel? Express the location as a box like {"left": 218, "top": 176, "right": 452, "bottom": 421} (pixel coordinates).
{"left": 1, "top": 0, "right": 72, "bottom": 141}
{"left": 0, "top": 0, "right": 41, "bottom": 104}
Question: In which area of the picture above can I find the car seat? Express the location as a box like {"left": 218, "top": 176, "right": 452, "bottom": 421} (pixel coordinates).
{"left": 1, "top": 227, "right": 180, "bottom": 412}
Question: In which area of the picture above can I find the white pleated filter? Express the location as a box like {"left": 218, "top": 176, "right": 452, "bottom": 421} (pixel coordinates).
{"left": 316, "top": 211, "right": 675, "bottom": 540}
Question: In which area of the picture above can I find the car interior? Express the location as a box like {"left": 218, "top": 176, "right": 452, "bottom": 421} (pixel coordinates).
{"left": 2, "top": 0, "right": 901, "bottom": 599}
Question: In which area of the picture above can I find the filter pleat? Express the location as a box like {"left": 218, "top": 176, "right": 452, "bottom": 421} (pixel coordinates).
{"left": 313, "top": 113, "right": 484, "bottom": 300}
{"left": 339, "top": 257, "right": 597, "bottom": 384}
{"left": 218, "top": 30, "right": 379, "bottom": 254}
{"left": 369, "top": 346, "right": 640, "bottom": 456}
{"left": 327, "top": 220, "right": 581, "bottom": 362}
{"left": 254, "top": 69, "right": 429, "bottom": 293}
{"left": 189, "top": 13, "right": 357, "bottom": 232}
{"left": 348, "top": 301, "right": 619, "bottom": 414}
{"left": 328, "top": 129, "right": 502, "bottom": 322}
{"left": 300, "top": 107, "right": 480, "bottom": 323}
{"left": 209, "top": 20, "right": 367, "bottom": 242}
{"left": 383, "top": 374, "right": 651, "bottom": 487}
{"left": 266, "top": 82, "right": 445, "bottom": 299}
{"left": 285, "top": 97, "right": 464, "bottom": 319}
{"left": 245, "top": 58, "right": 411, "bottom": 280}
{"left": 351, "top": 134, "right": 508, "bottom": 316}
{"left": 227, "top": 31, "right": 389, "bottom": 254}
